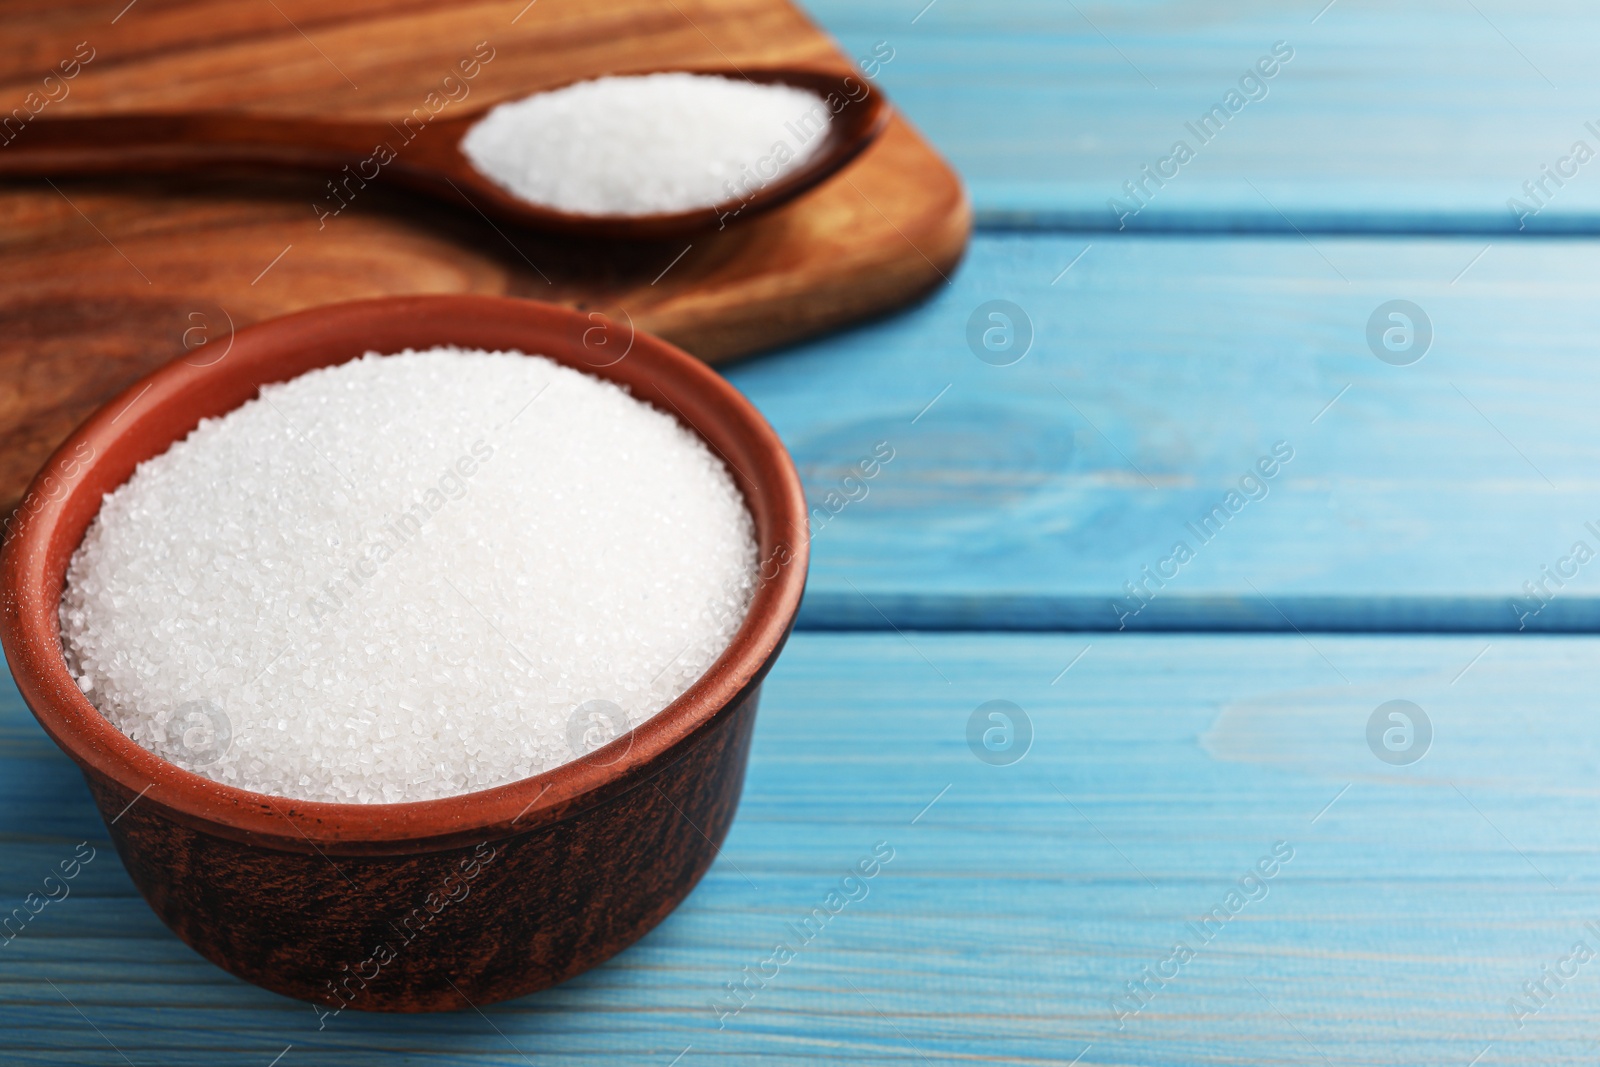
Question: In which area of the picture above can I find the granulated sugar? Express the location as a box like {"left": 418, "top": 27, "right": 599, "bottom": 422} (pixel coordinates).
{"left": 460, "top": 73, "right": 831, "bottom": 215}
{"left": 59, "top": 349, "right": 757, "bottom": 803}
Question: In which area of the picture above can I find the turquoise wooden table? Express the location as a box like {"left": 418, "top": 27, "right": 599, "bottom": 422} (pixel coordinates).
{"left": 8, "top": 2, "right": 1600, "bottom": 1064}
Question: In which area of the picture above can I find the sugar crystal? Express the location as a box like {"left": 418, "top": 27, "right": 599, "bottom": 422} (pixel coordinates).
{"left": 58, "top": 348, "right": 758, "bottom": 803}
{"left": 460, "top": 73, "right": 833, "bottom": 215}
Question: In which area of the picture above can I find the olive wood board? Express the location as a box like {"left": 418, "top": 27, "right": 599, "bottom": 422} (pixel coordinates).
{"left": 0, "top": 0, "right": 971, "bottom": 518}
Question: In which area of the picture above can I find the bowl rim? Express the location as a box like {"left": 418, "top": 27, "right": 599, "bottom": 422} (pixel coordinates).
{"left": 0, "top": 295, "right": 809, "bottom": 855}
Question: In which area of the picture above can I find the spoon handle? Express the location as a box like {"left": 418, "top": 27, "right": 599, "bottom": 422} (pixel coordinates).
{"left": 0, "top": 113, "right": 412, "bottom": 178}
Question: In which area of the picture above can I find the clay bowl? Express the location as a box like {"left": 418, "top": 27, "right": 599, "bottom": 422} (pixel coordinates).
{"left": 0, "top": 295, "right": 809, "bottom": 1012}
{"left": 0, "top": 67, "right": 891, "bottom": 240}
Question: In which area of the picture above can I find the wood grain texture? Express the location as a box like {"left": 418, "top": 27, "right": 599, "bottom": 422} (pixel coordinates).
{"left": 723, "top": 232, "right": 1600, "bottom": 632}
{"left": 807, "top": 0, "right": 1600, "bottom": 231}
{"left": 0, "top": 0, "right": 970, "bottom": 518}
{"left": 5, "top": 633, "right": 1599, "bottom": 1065}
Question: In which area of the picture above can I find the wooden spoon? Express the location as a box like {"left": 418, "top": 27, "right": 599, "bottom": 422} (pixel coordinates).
{"left": 0, "top": 68, "right": 890, "bottom": 240}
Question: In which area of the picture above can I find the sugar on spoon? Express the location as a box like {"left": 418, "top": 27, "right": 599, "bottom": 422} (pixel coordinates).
{"left": 0, "top": 68, "right": 890, "bottom": 240}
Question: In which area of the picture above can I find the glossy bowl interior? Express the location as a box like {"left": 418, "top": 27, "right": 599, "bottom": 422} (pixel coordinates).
{"left": 0, "top": 295, "right": 809, "bottom": 1009}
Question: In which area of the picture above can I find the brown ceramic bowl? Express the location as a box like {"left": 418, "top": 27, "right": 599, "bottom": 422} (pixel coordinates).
{"left": 0, "top": 295, "right": 808, "bottom": 1012}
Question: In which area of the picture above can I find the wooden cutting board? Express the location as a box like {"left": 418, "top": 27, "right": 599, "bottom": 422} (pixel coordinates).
{"left": 0, "top": 0, "right": 970, "bottom": 517}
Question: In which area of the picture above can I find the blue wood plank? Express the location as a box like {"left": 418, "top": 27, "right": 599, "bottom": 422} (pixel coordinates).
{"left": 803, "top": 0, "right": 1600, "bottom": 231}
{"left": 724, "top": 231, "right": 1600, "bottom": 632}
{"left": 4, "top": 634, "right": 1600, "bottom": 1064}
